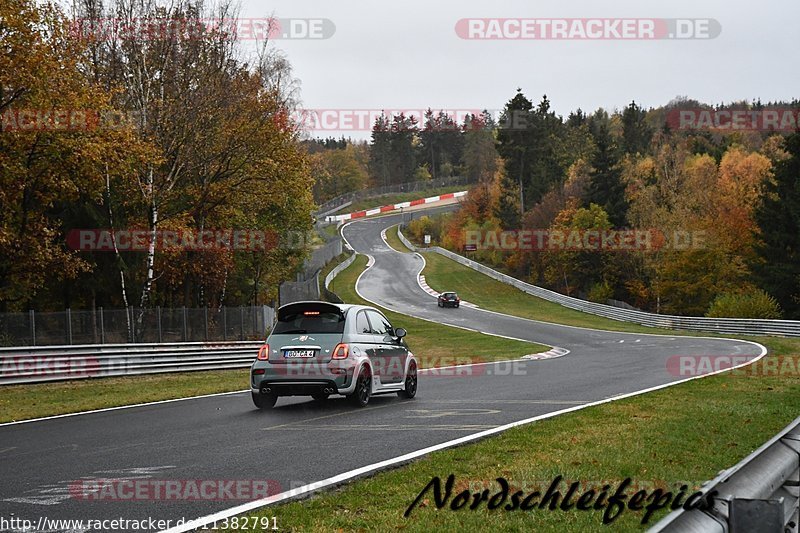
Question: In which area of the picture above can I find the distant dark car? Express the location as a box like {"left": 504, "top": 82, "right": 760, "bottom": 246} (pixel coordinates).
{"left": 437, "top": 292, "right": 460, "bottom": 308}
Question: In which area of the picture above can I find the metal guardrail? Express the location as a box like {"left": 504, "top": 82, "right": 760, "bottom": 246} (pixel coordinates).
{"left": 325, "top": 250, "right": 357, "bottom": 290}
{"left": 397, "top": 228, "right": 800, "bottom": 337}
{"left": 650, "top": 416, "right": 800, "bottom": 533}
{"left": 0, "top": 341, "right": 263, "bottom": 385}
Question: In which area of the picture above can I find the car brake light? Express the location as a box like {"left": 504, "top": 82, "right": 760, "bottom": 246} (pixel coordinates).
{"left": 332, "top": 343, "right": 349, "bottom": 359}
{"left": 257, "top": 344, "right": 269, "bottom": 360}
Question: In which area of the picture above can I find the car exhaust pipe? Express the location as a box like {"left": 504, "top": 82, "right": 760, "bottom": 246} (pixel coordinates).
{"left": 260, "top": 387, "right": 272, "bottom": 395}
{"left": 323, "top": 387, "right": 334, "bottom": 394}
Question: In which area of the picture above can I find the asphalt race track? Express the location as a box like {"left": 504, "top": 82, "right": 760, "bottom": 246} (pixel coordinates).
{"left": 0, "top": 210, "right": 765, "bottom": 532}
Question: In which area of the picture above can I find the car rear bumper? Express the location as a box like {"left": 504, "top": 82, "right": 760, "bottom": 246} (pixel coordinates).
{"left": 251, "top": 362, "right": 356, "bottom": 395}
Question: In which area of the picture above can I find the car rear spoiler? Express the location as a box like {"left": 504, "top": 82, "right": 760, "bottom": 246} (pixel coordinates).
{"left": 277, "top": 301, "right": 344, "bottom": 321}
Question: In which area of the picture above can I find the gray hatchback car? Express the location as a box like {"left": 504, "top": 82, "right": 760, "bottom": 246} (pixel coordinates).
{"left": 250, "top": 301, "right": 418, "bottom": 408}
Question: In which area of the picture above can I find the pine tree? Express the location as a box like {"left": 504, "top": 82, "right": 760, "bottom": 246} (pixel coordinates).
{"left": 368, "top": 114, "right": 391, "bottom": 186}
{"left": 752, "top": 132, "right": 800, "bottom": 318}
{"left": 586, "top": 118, "right": 628, "bottom": 227}
{"left": 621, "top": 101, "right": 652, "bottom": 155}
{"left": 496, "top": 90, "right": 534, "bottom": 218}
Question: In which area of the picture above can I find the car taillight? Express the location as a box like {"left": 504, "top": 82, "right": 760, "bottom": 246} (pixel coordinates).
{"left": 257, "top": 344, "right": 269, "bottom": 360}
{"left": 332, "top": 343, "right": 349, "bottom": 359}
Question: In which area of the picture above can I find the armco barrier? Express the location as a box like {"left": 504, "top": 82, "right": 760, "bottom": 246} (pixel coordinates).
{"left": 397, "top": 228, "right": 800, "bottom": 337}
{"left": 650, "top": 416, "right": 800, "bottom": 532}
{"left": 325, "top": 251, "right": 357, "bottom": 290}
{"left": 0, "top": 341, "right": 263, "bottom": 385}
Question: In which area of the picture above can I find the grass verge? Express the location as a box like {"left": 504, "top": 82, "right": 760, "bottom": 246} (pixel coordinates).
{"left": 421, "top": 251, "right": 700, "bottom": 336}
{"left": 0, "top": 369, "right": 248, "bottom": 424}
{"left": 383, "top": 224, "right": 412, "bottom": 253}
{"left": 243, "top": 337, "right": 799, "bottom": 532}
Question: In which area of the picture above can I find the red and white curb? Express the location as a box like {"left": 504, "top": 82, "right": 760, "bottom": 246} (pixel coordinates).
{"left": 522, "top": 347, "right": 571, "bottom": 360}
{"left": 326, "top": 190, "right": 467, "bottom": 222}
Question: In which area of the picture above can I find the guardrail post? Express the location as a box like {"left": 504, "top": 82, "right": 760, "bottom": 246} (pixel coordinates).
{"left": 29, "top": 309, "right": 36, "bottom": 346}
{"left": 66, "top": 308, "right": 73, "bottom": 345}
{"left": 182, "top": 307, "right": 188, "bottom": 342}
{"left": 239, "top": 306, "right": 244, "bottom": 340}
{"left": 157, "top": 306, "right": 162, "bottom": 343}
{"left": 99, "top": 307, "right": 105, "bottom": 344}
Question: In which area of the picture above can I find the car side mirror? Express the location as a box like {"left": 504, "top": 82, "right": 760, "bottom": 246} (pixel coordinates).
{"left": 394, "top": 327, "right": 407, "bottom": 339}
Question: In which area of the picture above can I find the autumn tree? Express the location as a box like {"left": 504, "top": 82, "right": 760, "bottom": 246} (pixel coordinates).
{"left": 0, "top": 0, "right": 150, "bottom": 311}
{"left": 753, "top": 131, "right": 800, "bottom": 318}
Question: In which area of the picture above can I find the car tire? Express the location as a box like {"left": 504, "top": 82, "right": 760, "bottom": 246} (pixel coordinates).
{"left": 348, "top": 366, "right": 371, "bottom": 407}
{"left": 455, "top": 303, "right": 460, "bottom": 308}
{"left": 252, "top": 391, "right": 277, "bottom": 409}
{"left": 311, "top": 392, "right": 329, "bottom": 401}
{"left": 437, "top": 301, "right": 442, "bottom": 307}
{"left": 398, "top": 361, "right": 417, "bottom": 399}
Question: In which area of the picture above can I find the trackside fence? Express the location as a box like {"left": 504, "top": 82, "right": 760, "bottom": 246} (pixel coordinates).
{"left": 0, "top": 305, "right": 274, "bottom": 348}
{"left": 397, "top": 228, "right": 800, "bottom": 337}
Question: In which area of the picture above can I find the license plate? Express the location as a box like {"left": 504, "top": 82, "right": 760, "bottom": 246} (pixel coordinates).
{"left": 283, "top": 349, "right": 316, "bottom": 358}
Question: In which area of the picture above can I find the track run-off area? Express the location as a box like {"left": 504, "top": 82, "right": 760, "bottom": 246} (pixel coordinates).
{"left": 0, "top": 209, "right": 765, "bottom": 532}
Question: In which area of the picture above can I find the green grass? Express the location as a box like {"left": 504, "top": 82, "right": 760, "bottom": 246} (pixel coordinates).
{"left": 420, "top": 251, "right": 700, "bottom": 336}
{"left": 0, "top": 369, "right": 249, "bottom": 423}
{"left": 383, "top": 224, "right": 412, "bottom": 253}
{"left": 345, "top": 185, "right": 466, "bottom": 213}
{"left": 329, "top": 254, "right": 548, "bottom": 368}
{"left": 320, "top": 223, "right": 339, "bottom": 238}
{"left": 242, "top": 338, "right": 799, "bottom": 532}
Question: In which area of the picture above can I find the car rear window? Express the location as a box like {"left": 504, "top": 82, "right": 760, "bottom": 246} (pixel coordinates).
{"left": 273, "top": 303, "right": 345, "bottom": 334}
{"left": 273, "top": 312, "right": 345, "bottom": 334}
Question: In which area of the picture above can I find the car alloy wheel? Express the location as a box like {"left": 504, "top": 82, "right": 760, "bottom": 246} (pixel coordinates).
{"left": 349, "top": 366, "right": 371, "bottom": 406}
{"left": 398, "top": 361, "right": 417, "bottom": 399}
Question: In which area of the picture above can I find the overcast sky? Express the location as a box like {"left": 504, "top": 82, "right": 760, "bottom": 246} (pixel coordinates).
{"left": 236, "top": 0, "right": 800, "bottom": 139}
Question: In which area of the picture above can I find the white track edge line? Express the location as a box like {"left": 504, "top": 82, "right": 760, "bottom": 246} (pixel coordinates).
{"left": 161, "top": 341, "right": 767, "bottom": 533}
